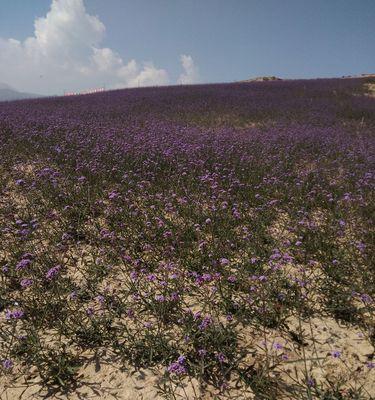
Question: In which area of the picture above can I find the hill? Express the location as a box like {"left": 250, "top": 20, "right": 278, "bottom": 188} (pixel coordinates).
{"left": 0, "top": 77, "right": 374, "bottom": 400}
{"left": 0, "top": 82, "right": 43, "bottom": 101}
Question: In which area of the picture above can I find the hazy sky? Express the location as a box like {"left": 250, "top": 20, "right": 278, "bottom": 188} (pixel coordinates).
{"left": 1, "top": 0, "right": 374, "bottom": 95}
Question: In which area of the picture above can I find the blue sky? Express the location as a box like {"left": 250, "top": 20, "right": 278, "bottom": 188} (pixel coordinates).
{"left": 0, "top": 0, "right": 374, "bottom": 94}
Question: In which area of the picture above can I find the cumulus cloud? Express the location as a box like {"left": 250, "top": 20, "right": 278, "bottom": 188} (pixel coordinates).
{"left": 177, "top": 54, "right": 200, "bottom": 85}
{"left": 0, "top": 0, "right": 170, "bottom": 94}
{"left": 116, "top": 60, "right": 169, "bottom": 88}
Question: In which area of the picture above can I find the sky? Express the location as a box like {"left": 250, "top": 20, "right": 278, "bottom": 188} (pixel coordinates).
{"left": 0, "top": 0, "right": 374, "bottom": 95}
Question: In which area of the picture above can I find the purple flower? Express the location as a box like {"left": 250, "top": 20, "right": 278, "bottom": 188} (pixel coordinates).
{"left": 13, "top": 309, "right": 24, "bottom": 319}
{"left": 2, "top": 359, "right": 13, "bottom": 369}
{"left": 177, "top": 355, "right": 186, "bottom": 364}
{"left": 331, "top": 350, "right": 341, "bottom": 358}
{"left": 233, "top": 209, "right": 241, "bottom": 219}
{"left": 155, "top": 294, "right": 165, "bottom": 302}
{"left": 198, "top": 315, "right": 213, "bottom": 330}
{"left": 69, "top": 291, "right": 77, "bottom": 300}
{"left": 193, "top": 311, "right": 201, "bottom": 320}
{"left": 170, "top": 292, "right": 179, "bottom": 301}
{"left": 217, "top": 353, "right": 226, "bottom": 363}
{"left": 86, "top": 307, "right": 94, "bottom": 316}
{"left": 167, "top": 355, "right": 187, "bottom": 375}
{"left": 227, "top": 275, "right": 237, "bottom": 283}
{"left": 5, "top": 309, "right": 24, "bottom": 320}
{"left": 147, "top": 273, "right": 156, "bottom": 282}
{"left": 167, "top": 362, "right": 186, "bottom": 375}
{"left": 356, "top": 241, "right": 366, "bottom": 252}
{"left": 20, "top": 278, "right": 33, "bottom": 288}
{"left": 163, "top": 230, "right": 172, "bottom": 238}
{"left": 202, "top": 273, "right": 212, "bottom": 282}
{"left": 19, "top": 228, "right": 30, "bottom": 237}
{"left": 122, "top": 254, "right": 133, "bottom": 263}
{"left": 307, "top": 378, "right": 315, "bottom": 387}
{"left": 16, "top": 258, "right": 31, "bottom": 271}
{"left": 62, "top": 232, "right": 72, "bottom": 241}
{"left": 220, "top": 258, "right": 229, "bottom": 266}
{"left": 360, "top": 293, "right": 373, "bottom": 304}
{"left": 108, "top": 190, "right": 120, "bottom": 199}
{"left": 46, "top": 265, "right": 61, "bottom": 280}
{"left": 130, "top": 271, "right": 138, "bottom": 280}
{"left": 198, "top": 349, "right": 207, "bottom": 358}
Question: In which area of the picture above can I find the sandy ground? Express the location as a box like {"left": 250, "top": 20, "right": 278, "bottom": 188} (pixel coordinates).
{"left": 1, "top": 313, "right": 374, "bottom": 400}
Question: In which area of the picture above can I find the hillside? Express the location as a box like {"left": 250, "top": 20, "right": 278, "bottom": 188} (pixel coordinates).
{"left": 0, "top": 77, "right": 374, "bottom": 400}
{"left": 0, "top": 83, "right": 43, "bottom": 102}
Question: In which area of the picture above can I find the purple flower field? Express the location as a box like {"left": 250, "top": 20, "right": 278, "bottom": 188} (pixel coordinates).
{"left": 0, "top": 77, "right": 374, "bottom": 399}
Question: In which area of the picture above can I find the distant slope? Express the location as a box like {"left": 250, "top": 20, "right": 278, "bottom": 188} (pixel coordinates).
{"left": 0, "top": 83, "right": 43, "bottom": 101}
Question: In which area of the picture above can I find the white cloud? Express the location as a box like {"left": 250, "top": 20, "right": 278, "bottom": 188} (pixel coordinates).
{"left": 0, "top": 0, "right": 170, "bottom": 94}
{"left": 116, "top": 60, "right": 169, "bottom": 88}
{"left": 177, "top": 54, "right": 200, "bottom": 85}
{"left": 92, "top": 48, "right": 123, "bottom": 72}
{"left": 125, "top": 62, "right": 170, "bottom": 88}
{"left": 31, "top": 0, "right": 105, "bottom": 64}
